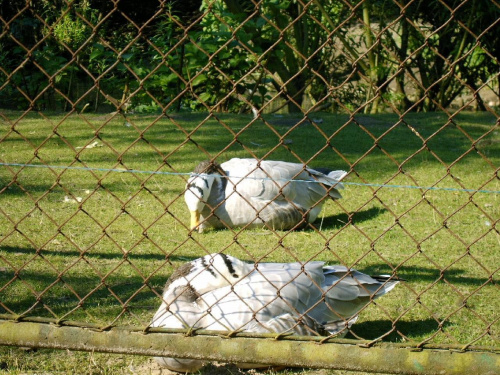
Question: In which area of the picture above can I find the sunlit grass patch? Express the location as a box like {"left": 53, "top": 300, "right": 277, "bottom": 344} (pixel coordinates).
{"left": 0, "top": 110, "right": 498, "bottom": 373}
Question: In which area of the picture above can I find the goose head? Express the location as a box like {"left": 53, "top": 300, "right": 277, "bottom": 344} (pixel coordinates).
{"left": 184, "top": 161, "right": 223, "bottom": 232}
{"left": 185, "top": 173, "right": 216, "bottom": 231}
{"left": 173, "top": 253, "right": 252, "bottom": 295}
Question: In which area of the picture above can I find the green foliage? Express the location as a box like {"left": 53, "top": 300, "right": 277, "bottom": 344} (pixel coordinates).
{"left": 52, "top": 14, "right": 89, "bottom": 50}
{"left": 0, "top": 0, "right": 498, "bottom": 113}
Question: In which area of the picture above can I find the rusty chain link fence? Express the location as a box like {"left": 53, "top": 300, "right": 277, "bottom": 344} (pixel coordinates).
{"left": 0, "top": 0, "right": 499, "bottom": 374}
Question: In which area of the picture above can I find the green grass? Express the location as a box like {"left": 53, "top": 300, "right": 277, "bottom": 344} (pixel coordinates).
{"left": 0, "top": 110, "right": 499, "bottom": 374}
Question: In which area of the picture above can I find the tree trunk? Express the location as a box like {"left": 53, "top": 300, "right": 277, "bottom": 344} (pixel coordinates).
{"left": 362, "top": 1, "right": 380, "bottom": 114}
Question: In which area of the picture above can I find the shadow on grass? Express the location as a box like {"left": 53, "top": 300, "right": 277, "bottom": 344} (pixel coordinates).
{"left": 347, "top": 318, "right": 441, "bottom": 342}
{"left": 0, "top": 269, "right": 166, "bottom": 317}
{"left": 0, "top": 208, "right": 384, "bottom": 264}
{"left": 308, "top": 206, "right": 387, "bottom": 230}
{"left": 0, "top": 245, "right": 197, "bottom": 262}
{"left": 1, "top": 245, "right": 492, "bottom": 286}
{"left": 358, "top": 264, "right": 492, "bottom": 286}
{"left": 207, "top": 207, "right": 387, "bottom": 233}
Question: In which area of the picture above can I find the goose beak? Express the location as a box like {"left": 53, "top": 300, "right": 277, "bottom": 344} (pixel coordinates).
{"left": 190, "top": 210, "right": 201, "bottom": 232}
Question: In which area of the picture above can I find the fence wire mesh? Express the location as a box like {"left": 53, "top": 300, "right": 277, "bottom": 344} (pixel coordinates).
{"left": 0, "top": 0, "right": 499, "bottom": 373}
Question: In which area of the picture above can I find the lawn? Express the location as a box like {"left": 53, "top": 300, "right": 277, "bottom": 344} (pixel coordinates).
{"left": 0, "top": 110, "right": 498, "bottom": 374}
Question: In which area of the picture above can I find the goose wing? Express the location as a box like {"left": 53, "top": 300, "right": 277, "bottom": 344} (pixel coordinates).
{"left": 218, "top": 159, "right": 345, "bottom": 228}
{"left": 192, "top": 261, "right": 326, "bottom": 333}
{"left": 221, "top": 159, "right": 345, "bottom": 203}
{"left": 308, "top": 265, "right": 401, "bottom": 326}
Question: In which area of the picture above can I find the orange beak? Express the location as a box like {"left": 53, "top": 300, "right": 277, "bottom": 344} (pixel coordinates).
{"left": 190, "top": 210, "right": 201, "bottom": 232}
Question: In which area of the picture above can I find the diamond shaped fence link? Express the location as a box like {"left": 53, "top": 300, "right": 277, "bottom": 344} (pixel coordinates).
{"left": 0, "top": 0, "right": 499, "bottom": 373}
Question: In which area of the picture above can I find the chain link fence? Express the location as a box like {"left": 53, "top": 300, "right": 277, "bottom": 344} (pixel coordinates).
{"left": 0, "top": 0, "right": 499, "bottom": 373}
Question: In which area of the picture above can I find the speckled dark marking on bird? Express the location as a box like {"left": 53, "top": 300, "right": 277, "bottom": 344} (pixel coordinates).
{"left": 192, "top": 160, "right": 225, "bottom": 176}
{"left": 163, "top": 261, "right": 194, "bottom": 292}
{"left": 173, "top": 284, "right": 200, "bottom": 303}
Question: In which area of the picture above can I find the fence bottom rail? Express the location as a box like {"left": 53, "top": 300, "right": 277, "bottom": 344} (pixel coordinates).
{"left": 0, "top": 319, "right": 498, "bottom": 375}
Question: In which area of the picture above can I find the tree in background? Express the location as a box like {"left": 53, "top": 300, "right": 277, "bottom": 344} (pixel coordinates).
{"left": 0, "top": 0, "right": 498, "bottom": 113}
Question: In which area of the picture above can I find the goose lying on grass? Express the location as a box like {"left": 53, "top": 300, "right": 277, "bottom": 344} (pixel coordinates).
{"left": 151, "top": 253, "right": 402, "bottom": 372}
{"left": 185, "top": 158, "right": 347, "bottom": 232}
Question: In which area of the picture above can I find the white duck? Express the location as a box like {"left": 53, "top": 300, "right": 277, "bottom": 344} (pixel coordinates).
{"left": 184, "top": 158, "right": 347, "bottom": 232}
{"left": 151, "top": 253, "right": 402, "bottom": 372}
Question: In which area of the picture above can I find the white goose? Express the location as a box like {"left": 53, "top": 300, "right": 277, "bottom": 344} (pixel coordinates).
{"left": 184, "top": 158, "right": 347, "bottom": 232}
{"left": 151, "top": 253, "right": 402, "bottom": 372}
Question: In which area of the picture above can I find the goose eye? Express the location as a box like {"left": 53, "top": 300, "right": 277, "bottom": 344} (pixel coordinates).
{"left": 232, "top": 273, "right": 239, "bottom": 278}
